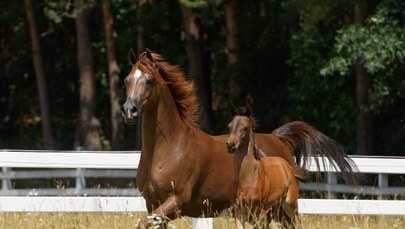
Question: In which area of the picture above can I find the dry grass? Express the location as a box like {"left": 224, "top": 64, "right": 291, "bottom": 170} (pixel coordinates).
{"left": 300, "top": 215, "right": 405, "bottom": 229}
{"left": 0, "top": 213, "right": 404, "bottom": 229}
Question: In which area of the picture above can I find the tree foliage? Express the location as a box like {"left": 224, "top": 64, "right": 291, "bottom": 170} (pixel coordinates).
{"left": 0, "top": 0, "right": 404, "bottom": 155}
{"left": 321, "top": 0, "right": 405, "bottom": 113}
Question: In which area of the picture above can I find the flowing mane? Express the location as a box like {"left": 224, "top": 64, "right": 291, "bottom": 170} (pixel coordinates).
{"left": 136, "top": 52, "right": 199, "bottom": 128}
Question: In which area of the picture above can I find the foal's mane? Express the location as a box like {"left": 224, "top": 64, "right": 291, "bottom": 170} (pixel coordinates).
{"left": 136, "top": 52, "right": 199, "bottom": 129}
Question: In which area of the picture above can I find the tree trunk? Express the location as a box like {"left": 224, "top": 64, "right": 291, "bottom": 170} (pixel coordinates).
{"left": 74, "top": 0, "right": 101, "bottom": 150}
{"left": 102, "top": 0, "right": 124, "bottom": 150}
{"left": 180, "top": 5, "right": 213, "bottom": 133}
{"left": 224, "top": 2, "right": 241, "bottom": 102}
{"left": 354, "top": 2, "right": 374, "bottom": 156}
{"left": 134, "top": 0, "right": 147, "bottom": 150}
{"left": 24, "top": 0, "right": 55, "bottom": 149}
{"left": 136, "top": 0, "right": 146, "bottom": 55}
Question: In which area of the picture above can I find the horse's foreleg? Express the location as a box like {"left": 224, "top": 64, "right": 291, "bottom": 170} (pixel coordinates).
{"left": 137, "top": 195, "right": 181, "bottom": 229}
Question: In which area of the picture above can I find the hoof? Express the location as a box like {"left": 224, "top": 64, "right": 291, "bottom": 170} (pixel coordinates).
{"left": 136, "top": 214, "right": 163, "bottom": 229}
{"left": 136, "top": 216, "right": 150, "bottom": 229}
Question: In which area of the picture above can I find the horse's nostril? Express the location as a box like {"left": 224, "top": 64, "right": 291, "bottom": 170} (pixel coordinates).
{"left": 122, "top": 100, "right": 138, "bottom": 118}
{"left": 226, "top": 142, "right": 236, "bottom": 152}
{"left": 131, "top": 106, "right": 137, "bottom": 114}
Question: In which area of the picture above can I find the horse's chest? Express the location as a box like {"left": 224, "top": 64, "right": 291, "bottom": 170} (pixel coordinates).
{"left": 139, "top": 159, "right": 186, "bottom": 200}
{"left": 238, "top": 166, "right": 271, "bottom": 202}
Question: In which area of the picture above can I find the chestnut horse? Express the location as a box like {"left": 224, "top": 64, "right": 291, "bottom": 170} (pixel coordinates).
{"left": 227, "top": 105, "right": 306, "bottom": 228}
{"left": 121, "top": 49, "right": 358, "bottom": 228}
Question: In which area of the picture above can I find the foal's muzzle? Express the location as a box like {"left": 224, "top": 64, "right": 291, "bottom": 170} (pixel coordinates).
{"left": 226, "top": 142, "right": 236, "bottom": 153}
{"left": 121, "top": 100, "right": 138, "bottom": 125}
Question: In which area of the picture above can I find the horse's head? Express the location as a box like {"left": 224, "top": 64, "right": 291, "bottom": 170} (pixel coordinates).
{"left": 122, "top": 49, "right": 161, "bottom": 125}
{"left": 225, "top": 104, "right": 253, "bottom": 153}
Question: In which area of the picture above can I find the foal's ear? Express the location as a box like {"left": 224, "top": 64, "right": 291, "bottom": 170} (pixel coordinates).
{"left": 145, "top": 48, "right": 154, "bottom": 63}
{"left": 128, "top": 49, "right": 136, "bottom": 65}
{"left": 245, "top": 103, "right": 252, "bottom": 117}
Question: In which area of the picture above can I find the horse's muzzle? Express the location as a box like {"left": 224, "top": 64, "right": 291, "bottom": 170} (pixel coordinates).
{"left": 226, "top": 142, "right": 236, "bottom": 153}
{"left": 121, "top": 100, "right": 138, "bottom": 125}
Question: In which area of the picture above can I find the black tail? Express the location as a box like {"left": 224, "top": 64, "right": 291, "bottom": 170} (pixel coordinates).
{"left": 273, "top": 121, "right": 359, "bottom": 185}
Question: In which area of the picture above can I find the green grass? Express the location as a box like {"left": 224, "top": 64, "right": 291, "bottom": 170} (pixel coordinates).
{"left": 0, "top": 213, "right": 404, "bottom": 229}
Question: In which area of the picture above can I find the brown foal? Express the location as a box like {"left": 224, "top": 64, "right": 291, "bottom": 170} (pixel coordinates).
{"left": 226, "top": 105, "right": 306, "bottom": 228}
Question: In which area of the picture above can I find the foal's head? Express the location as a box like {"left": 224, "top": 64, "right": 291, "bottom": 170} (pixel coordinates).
{"left": 226, "top": 104, "right": 254, "bottom": 153}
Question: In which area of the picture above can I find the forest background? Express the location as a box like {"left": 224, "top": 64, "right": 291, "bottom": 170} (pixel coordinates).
{"left": 0, "top": 0, "right": 404, "bottom": 158}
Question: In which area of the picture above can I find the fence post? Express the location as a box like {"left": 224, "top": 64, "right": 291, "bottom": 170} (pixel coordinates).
{"left": 2, "top": 167, "right": 11, "bottom": 192}
{"left": 327, "top": 172, "right": 337, "bottom": 199}
{"left": 75, "top": 168, "right": 86, "bottom": 195}
{"left": 378, "top": 173, "right": 388, "bottom": 200}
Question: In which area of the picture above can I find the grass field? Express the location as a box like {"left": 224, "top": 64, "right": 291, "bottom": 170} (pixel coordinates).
{"left": 0, "top": 213, "right": 404, "bottom": 229}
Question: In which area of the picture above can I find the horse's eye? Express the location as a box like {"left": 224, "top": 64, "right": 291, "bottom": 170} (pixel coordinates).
{"left": 145, "top": 76, "right": 154, "bottom": 85}
{"left": 243, "top": 127, "right": 248, "bottom": 132}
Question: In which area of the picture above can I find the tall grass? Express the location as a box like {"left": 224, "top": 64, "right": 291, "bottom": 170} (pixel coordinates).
{"left": 0, "top": 213, "right": 404, "bottom": 229}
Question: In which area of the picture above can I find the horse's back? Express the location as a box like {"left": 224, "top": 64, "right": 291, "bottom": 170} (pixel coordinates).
{"left": 255, "top": 134, "right": 293, "bottom": 165}
{"left": 214, "top": 133, "right": 293, "bottom": 165}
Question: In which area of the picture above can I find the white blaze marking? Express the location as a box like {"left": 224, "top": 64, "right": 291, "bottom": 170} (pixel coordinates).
{"left": 134, "top": 69, "right": 142, "bottom": 80}
{"left": 130, "top": 69, "right": 143, "bottom": 99}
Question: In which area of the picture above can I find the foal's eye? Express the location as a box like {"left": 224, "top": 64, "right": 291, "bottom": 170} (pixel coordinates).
{"left": 243, "top": 127, "right": 248, "bottom": 132}
{"left": 145, "top": 76, "right": 154, "bottom": 85}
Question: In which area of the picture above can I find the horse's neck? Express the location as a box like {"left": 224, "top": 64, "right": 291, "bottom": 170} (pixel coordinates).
{"left": 141, "top": 107, "right": 158, "bottom": 156}
{"left": 234, "top": 128, "right": 259, "bottom": 182}
{"left": 138, "top": 86, "right": 189, "bottom": 190}
{"left": 246, "top": 128, "right": 256, "bottom": 159}
{"left": 141, "top": 86, "right": 184, "bottom": 156}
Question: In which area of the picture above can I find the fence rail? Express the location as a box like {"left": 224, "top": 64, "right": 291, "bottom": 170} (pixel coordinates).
{"left": 0, "top": 149, "right": 404, "bottom": 216}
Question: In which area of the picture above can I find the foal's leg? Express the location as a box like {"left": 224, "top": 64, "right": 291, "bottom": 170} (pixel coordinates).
{"left": 282, "top": 181, "right": 300, "bottom": 229}
{"left": 233, "top": 200, "right": 248, "bottom": 229}
{"left": 234, "top": 207, "right": 248, "bottom": 229}
{"left": 251, "top": 208, "right": 269, "bottom": 229}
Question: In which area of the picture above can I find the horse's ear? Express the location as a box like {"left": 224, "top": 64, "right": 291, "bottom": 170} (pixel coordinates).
{"left": 245, "top": 103, "right": 252, "bottom": 117}
{"left": 145, "top": 48, "right": 154, "bottom": 63}
{"left": 128, "top": 49, "right": 136, "bottom": 65}
{"left": 229, "top": 105, "right": 237, "bottom": 117}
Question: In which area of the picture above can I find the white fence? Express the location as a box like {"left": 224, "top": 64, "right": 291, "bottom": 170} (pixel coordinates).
{"left": 0, "top": 150, "right": 405, "bottom": 216}
{"left": 0, "top": 150, "right": 140, "bottom": 196}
